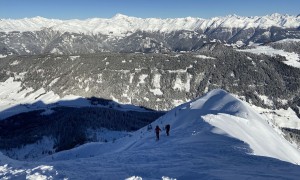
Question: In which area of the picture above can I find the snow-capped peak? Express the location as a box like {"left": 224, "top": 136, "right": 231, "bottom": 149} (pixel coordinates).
{"left": 112, "top": 13, "right": 131, "bottom": 19}
{"left": 226, "top": 14, "right": 240, "bottom": 18}
{"left": 28, "top": 16, "right": 48, "bottom": 20}
{"left": 0, "top": 13, "right": 299, "bottom": 36}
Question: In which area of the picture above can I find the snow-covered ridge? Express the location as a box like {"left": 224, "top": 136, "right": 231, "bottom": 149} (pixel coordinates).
{"left": 0, "top": 13, "right": 299, "bottom": 36}
{"left": 2, "top": 89, "right": 300, "bottom": 179}
{"left": 47, "top": 89, "right": 300, "bottom": 165}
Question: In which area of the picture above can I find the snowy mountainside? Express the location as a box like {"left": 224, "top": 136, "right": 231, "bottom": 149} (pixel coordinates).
{"left": 2, "top": 89, "right": 300, "bottom": 179}
{"left": 49, "top": 89, "right": 300, "bottom": 164}
{"left": 2, "top": 49, "right": 300, "bottom": 112}
{"left": 0, "top": 13, "right": 300, "bottom": 55}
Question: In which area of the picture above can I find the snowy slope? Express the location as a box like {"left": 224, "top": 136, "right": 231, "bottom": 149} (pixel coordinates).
{"left": 0, "top": 77, "right": 149, "bottom": 120}
{"left": 237, "top": 44, "right": 300, "bottom": 68}
{"left": 196, "top": 90, "right": 300, "bottom": 163}
{"left": 0, "top": 77, "right": 89, "bottom": 119}
{"left": 2, "top": 89, "right": 300, "bottom": 179}
{"left": 0, "top": 13, "right": 299, "bottom": 36}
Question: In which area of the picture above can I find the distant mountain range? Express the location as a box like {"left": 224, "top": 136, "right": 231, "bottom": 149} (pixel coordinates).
{"left": 0, "top": 13, "right": 300, "bottom": 55}
{"left": 1, "top": 13, "right": 299, "bottom": 35}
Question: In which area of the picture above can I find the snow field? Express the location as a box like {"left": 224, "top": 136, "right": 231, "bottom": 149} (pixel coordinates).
{"left": 237, "top": 45, "right": 300, "bottom": 68}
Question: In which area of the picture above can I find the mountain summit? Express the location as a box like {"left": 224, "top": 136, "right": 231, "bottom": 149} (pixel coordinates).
{"left": 112, "top": 13, "right": 131, "bottom": 19}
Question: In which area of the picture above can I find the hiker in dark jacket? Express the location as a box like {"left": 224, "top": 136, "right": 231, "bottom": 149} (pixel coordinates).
{"left": 155, "top": 125, "right": 161, "bottom": 140}
{"left": 165, "top": 124, "right": 170, "bottom": 136}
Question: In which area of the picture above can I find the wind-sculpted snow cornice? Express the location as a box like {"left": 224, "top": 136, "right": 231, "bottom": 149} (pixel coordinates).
{"left": 0, "top": 13, "right": 299, "bottom": 36}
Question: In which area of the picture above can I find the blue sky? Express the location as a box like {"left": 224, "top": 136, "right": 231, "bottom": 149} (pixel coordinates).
{"left": 0, "top": 0, "right": 299, "bottom": 19}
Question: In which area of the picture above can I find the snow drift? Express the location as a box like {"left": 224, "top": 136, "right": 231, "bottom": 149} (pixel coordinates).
{"left": 193, "top": 89, "right": 300, "bottom": 164}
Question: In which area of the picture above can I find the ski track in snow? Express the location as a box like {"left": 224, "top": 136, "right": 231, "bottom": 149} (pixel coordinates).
{"left": 2, "top": 89, "right": 300, "bottom": 179}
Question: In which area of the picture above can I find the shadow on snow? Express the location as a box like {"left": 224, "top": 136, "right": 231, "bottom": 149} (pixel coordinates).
{"left": 0, "top": 96, "right": 165, "bottom": 156}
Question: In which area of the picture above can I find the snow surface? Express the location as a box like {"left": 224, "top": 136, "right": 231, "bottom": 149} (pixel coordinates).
{"left": 0, "top": 13, "right": 299, "bottom": 36}
{"left": 150, "top": 74, "right": 163, "bottom": 95}
{"left": 2, "top": 89, "right": 300, "bottom": 179}
{"left": 273, "top": 38, "right": 300, "bottom": 43}
{"left": 252, "top": 106, "right": 300, "bottom": 130}
{"left": 0, "top": 54, "right": 7, "bottom": 58}
{"left": 173, "top": 73, "right": 192, "bottom": 92}
{"left": 3, "top": 136, "right": 55, "bottom": 161}
{"left": 0, "top": 77, "right": 85, "bottom": 119}
{"left": 194, "top": 54, "right": 216, "bottom": 59}
{"left": 237, "top": 45, "right": 300, "bottom": 68}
